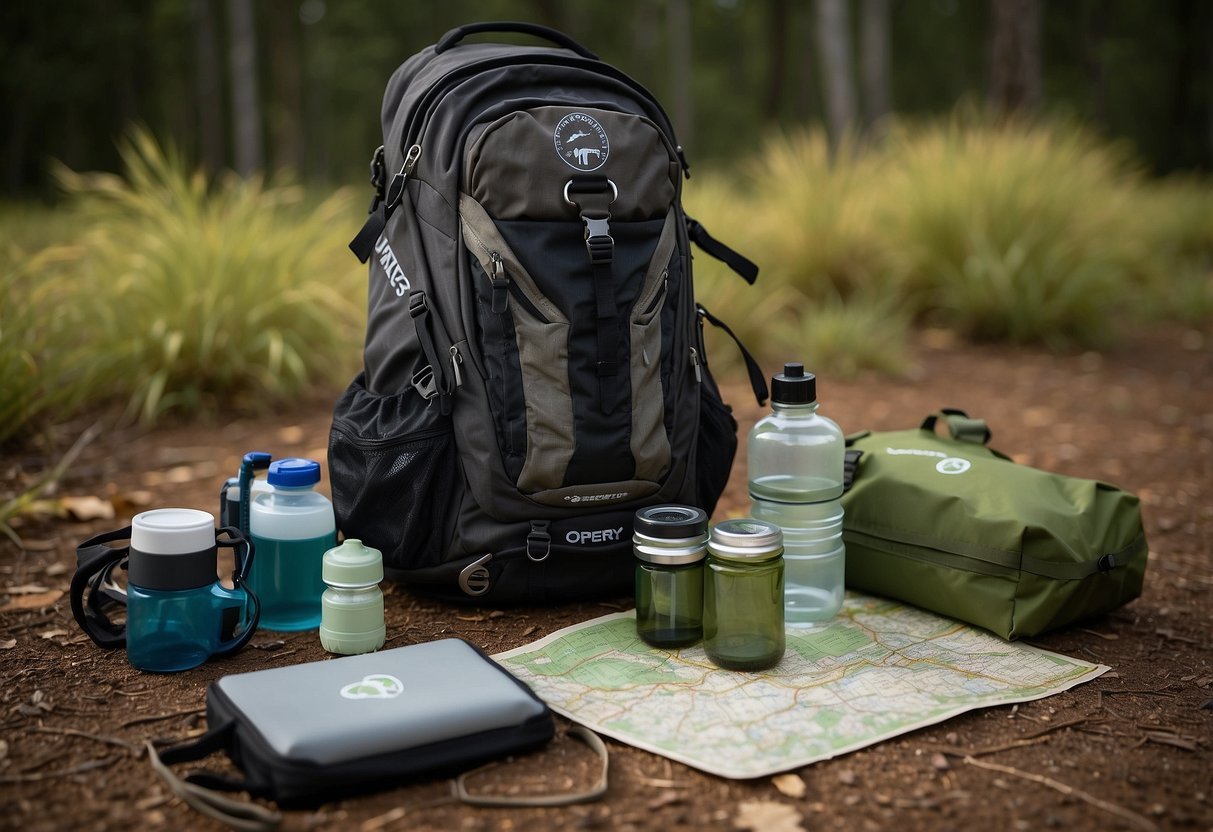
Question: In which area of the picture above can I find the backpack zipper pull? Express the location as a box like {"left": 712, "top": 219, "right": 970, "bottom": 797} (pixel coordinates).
{"left": 348, "top": 144, "right": 422, "bottom": 264}
{"left": 449, "top": 345, "right": 464, "bottom": 388}
{"left": 689, "top": 346, "right": 702, "bottom": 383}
{"left": 489, "top": 252, "right": 510, "bottom": 314}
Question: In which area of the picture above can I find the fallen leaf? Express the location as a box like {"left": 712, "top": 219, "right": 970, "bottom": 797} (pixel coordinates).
{"left": 0, "top": 639, "right": 15, "bottom": 649}
{"left": 251, "top": 640, "right": 286, "bottom": 651}
{"left": 734, "top": 800, "right": 804, "bottom": 832}
{"left": 163, "top": 463, "right": 218, "bottom": 484}
{"left": 38, "top": 629, "right": 69, "bottom": 640}
{"left": 4, "top": 584, "right": 51, "bottom": 594}
{"left": 19, "top": 539, "right": 58, "bottom": 553}
{"left": 277, "top": 425, "right": 305, "bottom": 444}
{"left": 44, "top": 563, "right": 69, "bottom": 577}
{"left": 59, "top": 495, "right": 116, "bottom": 521}
{"left": 0, "top": 589, "right": 64, "bottom": 611}
{"left": 772, "top": 773, "right": 806, "bottom": 799}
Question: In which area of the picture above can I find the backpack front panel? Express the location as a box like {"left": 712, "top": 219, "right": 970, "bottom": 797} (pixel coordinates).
{"left": 456, "top": 103, "right": 695, "bottom": 511}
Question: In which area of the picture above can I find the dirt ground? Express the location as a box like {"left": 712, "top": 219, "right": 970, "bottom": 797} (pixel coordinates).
{"left": 2, "top": 324, "right": 1210, "bottom": 832}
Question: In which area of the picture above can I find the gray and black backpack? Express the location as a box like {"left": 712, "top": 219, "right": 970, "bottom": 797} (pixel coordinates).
{"left": 331, "top": 22, "right": 766, "bottom": 603}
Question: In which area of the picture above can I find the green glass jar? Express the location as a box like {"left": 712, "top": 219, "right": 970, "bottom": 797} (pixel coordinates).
{"left": 634, "top": 505, "right": 708, "bottom": 648}
{"left": 704, "top": 518, "right": 785, "bottom": 671}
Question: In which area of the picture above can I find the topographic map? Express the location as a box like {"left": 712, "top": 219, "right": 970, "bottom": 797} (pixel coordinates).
{"left": 495, "top": 594, "right": 1108, "bottom": 778}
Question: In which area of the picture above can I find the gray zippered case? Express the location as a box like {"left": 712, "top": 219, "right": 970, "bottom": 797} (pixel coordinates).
{"left": 157, "top": 639, "right": 554, "bottom": 806}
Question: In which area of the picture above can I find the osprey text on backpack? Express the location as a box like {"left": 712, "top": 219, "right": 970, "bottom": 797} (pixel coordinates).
{"left": 332, "top": 22, "right": 765, "bottom": 603}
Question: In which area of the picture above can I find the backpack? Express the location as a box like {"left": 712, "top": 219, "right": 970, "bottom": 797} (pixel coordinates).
{"left": 331, "top": 22, "right": 765, "bottom": 604}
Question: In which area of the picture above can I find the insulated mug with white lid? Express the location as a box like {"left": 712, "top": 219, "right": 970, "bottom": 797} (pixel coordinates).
{"left": 71, "top": 508, "right": 260, "bottom": 672}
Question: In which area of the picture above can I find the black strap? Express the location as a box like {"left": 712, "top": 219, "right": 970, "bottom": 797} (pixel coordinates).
{"left": 409, "top": 290, "right": 452, "bottom": 415}
{"left": 350, "top": 145, "right": 417, "bottom": 263}
{"left": 70, "top": 526, "right": 133, "bottom": 649}
{"left": 842, "top": 449, "right": 864, "bottom": 493}
{"left": 920, "top": 409, "right": 992, "bottom": 445}
{"left": 566, "top": 177, "right": 622, "bottom": 406}
{"left": 435, "top": 21, "right": 599, "bottom": 59}
{"left": 348, "top": 205, "right": 386, "bottom": 263}
{"left": 213, "top": 526, "right": 261, "bottom": 658}
{"left": 686, "top": 216, "right": 759, "bottom": 284}
{"left": 697, "top": 304, "right": 769, "bottom": 405}
{"left": 149, "top": 726, "right": 282, "bottom": 831}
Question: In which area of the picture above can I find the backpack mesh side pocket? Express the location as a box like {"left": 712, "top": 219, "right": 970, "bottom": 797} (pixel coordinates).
{"left": 328, "top": 373, "right": 459, "bottom": 572}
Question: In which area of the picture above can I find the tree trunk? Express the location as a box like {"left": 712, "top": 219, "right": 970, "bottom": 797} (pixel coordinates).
{"left": 764, "top": 0, "right": 790, "bottom": 120}
{"left": 860, "top": 0, "right": 891, "bottom": 132}
{"left": 226, "top": 0, "right": 263, "bottom": 176}
{"left": 816, "top": 0, "right": 858, "bottom": 148}
{"left": 667, "top": 0, "right": 694, "bottom": 148}
{"left": 268, "top": 0, "right": 304, "bottom": 174}
{"left": 988, "top": 0, "right": 1042, "bottom": 114}
{"left": 192, "top": 0, "right": 225, "bottom": 174}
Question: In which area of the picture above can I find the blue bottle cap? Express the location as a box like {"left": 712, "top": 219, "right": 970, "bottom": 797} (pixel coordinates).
{"left": 267, "top": 457, "right": 321, "bottom": 488}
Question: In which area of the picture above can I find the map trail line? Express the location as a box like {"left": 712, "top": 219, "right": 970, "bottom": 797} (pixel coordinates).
{"left": 495, "top": 593, "right": 1108, "bottom": 779}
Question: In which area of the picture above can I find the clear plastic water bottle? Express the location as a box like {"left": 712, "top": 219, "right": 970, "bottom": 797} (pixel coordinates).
{"left": 247, "top": 458, "right": 337, "bottom": 632}
{"left": 748, "top": 362, "right": 846, "bottom": 626}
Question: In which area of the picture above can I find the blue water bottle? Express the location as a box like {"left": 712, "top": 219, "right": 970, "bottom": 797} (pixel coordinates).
{"left": 247, "top": 458, "right": 337, "bottom": 631}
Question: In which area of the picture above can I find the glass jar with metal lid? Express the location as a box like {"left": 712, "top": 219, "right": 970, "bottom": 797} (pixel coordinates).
{"left": 704, "top": 518, "right": 785, "bottom": 671}
{"left": 633, "top": 505, "right": 709, "bottom": 648}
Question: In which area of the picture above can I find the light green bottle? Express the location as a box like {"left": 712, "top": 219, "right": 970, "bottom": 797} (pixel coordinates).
{"left": 319, "top": 539, "right": 385, "bottom": 655}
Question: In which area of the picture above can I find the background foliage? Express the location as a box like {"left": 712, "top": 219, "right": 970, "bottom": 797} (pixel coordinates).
{"left": 2, "top": 0, "right": 1210, "bottom": 195}
{"left": 1, "top": 1, "right": 1210, "bottom": 447}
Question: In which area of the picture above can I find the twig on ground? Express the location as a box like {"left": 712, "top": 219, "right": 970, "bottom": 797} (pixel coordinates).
{"left": 0, "top": 756, "right": 116, "bottom": 783}
{"left": 962, "top": 756, "right": 1159, "bottom": 832}
{"left": 31, "top": 725, "right": 140, "bottom": 754}
{"left": 931, "top": 735, "right": 1053, "bottom": 758}
{"left": 120, "top": 706, "right": 205, "bottom": 728}
{"left": 1099, "top": 684, "right": 1179, "bottom": 698}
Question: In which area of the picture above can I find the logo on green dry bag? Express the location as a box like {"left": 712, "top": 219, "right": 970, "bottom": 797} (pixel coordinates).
{"left": 554, "top": 113, "right": 609, "bottom": 172}
{"left": 886, "top": 447, "right": 972, "bottom": 475}
{"left": 339, "top": 673, "right": 403, "bottom": 700}
{"left": 936, "top": 457, "right": 972, "bottom": 475}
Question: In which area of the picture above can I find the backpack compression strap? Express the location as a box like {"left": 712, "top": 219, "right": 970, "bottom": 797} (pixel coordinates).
{"left": 565, "top": 176, "right": 622, "bottom": 408}
{"left": 686, "top": 217, "right": 759, "bottom": 285}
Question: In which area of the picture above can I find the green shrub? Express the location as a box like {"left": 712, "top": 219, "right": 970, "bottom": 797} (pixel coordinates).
{"left": 880, "top": 115, "right": 1141, "bottom": 345}
{"left": 686, "top": 167, "right": 909, "bottom": 379}
{"left": 49, "top": 129, "right": 365, "bottom": 423}
{"left": 0, "top": 251, "right": 104, "bottom": 446}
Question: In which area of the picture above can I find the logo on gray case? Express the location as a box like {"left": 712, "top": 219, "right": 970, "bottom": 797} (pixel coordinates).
{"left": 340, "top": 674, "right": 404, "bottom": 700}
{"left": 554, "top": 113, "right": 609, "bottom": 172}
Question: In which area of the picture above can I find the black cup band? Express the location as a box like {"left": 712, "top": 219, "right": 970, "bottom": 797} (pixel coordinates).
{"left": 128, "top": 545, "right": 218, "bottom": 591}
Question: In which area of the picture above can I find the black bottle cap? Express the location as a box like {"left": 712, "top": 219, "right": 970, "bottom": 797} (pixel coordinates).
{"left": 770, "top": 362, "right": 816, "bottom": 405}
{"left": 634, "top": 505, "right": 709, "bottom": 540}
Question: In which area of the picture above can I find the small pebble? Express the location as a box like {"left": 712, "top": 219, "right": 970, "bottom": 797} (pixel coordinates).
{"left": 931, "top": 752, "right": 950, "bottom": 771}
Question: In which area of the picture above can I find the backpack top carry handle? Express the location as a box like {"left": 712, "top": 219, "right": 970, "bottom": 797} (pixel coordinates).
{"left": 435, "top": 21, "right": 599, "bottom": 60}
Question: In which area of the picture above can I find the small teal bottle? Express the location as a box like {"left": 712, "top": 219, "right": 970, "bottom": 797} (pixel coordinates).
{"left": 247, "top": 458, "right": 337, "bottom": 631}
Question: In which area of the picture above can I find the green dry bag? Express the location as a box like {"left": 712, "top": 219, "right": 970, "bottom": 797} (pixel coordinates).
{"left": 841, "top": 410, "right": 1148, "bottom": 640}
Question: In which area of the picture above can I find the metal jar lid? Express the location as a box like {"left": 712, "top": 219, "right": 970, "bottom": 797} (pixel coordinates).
{"left": 707, "top": 518, "right": 784, "bottom": 561}
{"left": 633, "top": 505, "right": 708, "bottom": 566}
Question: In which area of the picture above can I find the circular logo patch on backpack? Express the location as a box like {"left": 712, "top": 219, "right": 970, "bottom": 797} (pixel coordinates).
{"left": 554, "top": 112, "right": 609, "bottom": 172}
